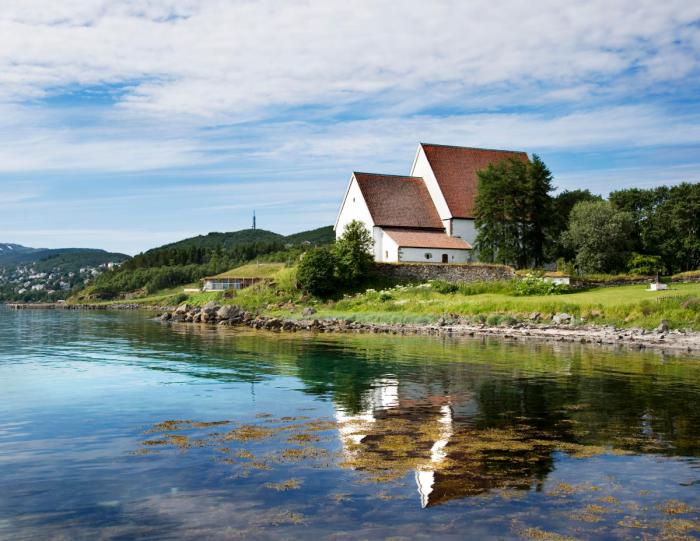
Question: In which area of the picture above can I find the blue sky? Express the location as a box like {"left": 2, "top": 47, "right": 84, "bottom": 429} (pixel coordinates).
{"left": 1, "top": 1, "right": 699, "bottom": 255}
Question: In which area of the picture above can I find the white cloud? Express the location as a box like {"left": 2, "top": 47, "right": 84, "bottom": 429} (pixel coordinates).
{"left": 0, "top": 0, "right": 698, "bottom": 120}
{"left": 0, "top": 1, "right": 698, "bottom": 252}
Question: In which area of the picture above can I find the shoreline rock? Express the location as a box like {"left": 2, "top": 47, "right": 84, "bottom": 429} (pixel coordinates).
{"left": 156, "top": 304, "right": 700, "bottom": 356}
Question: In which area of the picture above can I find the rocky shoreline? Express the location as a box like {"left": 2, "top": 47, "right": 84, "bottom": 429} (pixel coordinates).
{"left": 159, "top": 302, "right": 700, "bottom": 356}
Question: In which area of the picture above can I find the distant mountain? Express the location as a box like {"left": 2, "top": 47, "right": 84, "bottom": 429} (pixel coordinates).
{"left": 0, "top": 243, "right": 42, "bottom": 265}
{"left": 0, "top": 244, "right": 129, "bottom": 269}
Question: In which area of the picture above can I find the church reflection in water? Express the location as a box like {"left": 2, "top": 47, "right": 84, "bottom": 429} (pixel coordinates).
{"left": 333, "top": 377, "right": 565, "bottom": 508}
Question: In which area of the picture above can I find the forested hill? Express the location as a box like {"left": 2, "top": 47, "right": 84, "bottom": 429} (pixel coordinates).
{"left": 79, "top": 226, "right": 334, "bottom": 300}
{"left": 284, "top": 226, "right": 335, "bottom": 245}
{"left": 155, "top": 226, "right": 334, "bottom": 252}
{"left": 157, "top": 229, "right": 284, "bottom": 251}
{"left": 0, "top": 244, "right": 128, "bottom": 269}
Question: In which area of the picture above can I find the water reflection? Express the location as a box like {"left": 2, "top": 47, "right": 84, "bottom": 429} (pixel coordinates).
{"left": 1, "top": 309, "right": 699, "bottom": 540}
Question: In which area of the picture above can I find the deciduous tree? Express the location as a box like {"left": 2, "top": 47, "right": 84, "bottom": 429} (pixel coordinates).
{"left": 562, "top": 200, "right": 635, "bottom": 273}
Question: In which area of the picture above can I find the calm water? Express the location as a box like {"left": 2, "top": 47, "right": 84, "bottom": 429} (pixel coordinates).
{"left": 1, "top": 307, "right": 699, "bottom": 540}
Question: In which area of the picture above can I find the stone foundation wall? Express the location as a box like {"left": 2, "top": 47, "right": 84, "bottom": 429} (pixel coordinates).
{"left": 373, "top": 262, "right": 515, "bottom": 283}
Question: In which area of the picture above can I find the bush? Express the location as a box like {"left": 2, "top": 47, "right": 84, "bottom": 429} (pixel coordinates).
{"left": 556, "top": 258, "right": 576, "bottom": 276}
{"left": 431, "top": 280, "right": 459, "bottom": 294}
{"left": 297, "top": 247, "right": 338, "bottom": 298}
{"left": 500, "top": 315, "right": 519, "bottom": 326}
{"left": 627, "top": 253, "right": 665, "bottom": 276}
{"left": 486, "top": 314, "right": 503, "bottom": 326}
{"left": 334, "top": 220, "right": 374, "bottom": 288}
{"left": 513, "top": 274, "right": 570, "bottom": 296}
{"left": 172, "top": 293, "right": 189, "bottom": 305}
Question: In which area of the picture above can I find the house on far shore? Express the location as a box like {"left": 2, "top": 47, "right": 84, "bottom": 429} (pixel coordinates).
{"left": 335, "top": 143, "right": 529, "bottom": 263}
{"left": 201, "top": 263, "right": 283, "bottom": 292}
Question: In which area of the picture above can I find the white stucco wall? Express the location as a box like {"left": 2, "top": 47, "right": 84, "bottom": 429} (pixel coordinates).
{"left": 410, "top": 146, "right": 451, "bottom": 220}
{"left": 376, "top": 231, "right": 399, "bottom": 262}
{"left": 450, "top": 219, "right": 477, "bottom": 247}
{"left": 398, "top": 247, "right": 471, "bottom": 263}
{"left": 335, "top": 175, "right": 375, "bottom": 241}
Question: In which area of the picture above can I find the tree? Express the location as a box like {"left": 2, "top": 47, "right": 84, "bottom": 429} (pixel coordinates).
{"left": 525, "top": 155, "right": 556, "bottom": 266}
{"left": 296, "top": 247, "right": 338, "bottom": 297}
{"left": 562, "top": 200, "right": 635, "bottom": 273}
{"left": 550, "top": 189, "right": 602, "bottom": 260}
{"left": 610, "top": 182, "right": 700, "bottom": 273}
{"left": 334, "top": 220, "right": 374, "bottom": 287}
{"left": 474, "top": 155, "right": 554, "bottom": 268}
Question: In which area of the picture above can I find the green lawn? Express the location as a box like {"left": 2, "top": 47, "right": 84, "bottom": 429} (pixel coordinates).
{"left": 311, "top": 282, "right": 700, "bottom": 330}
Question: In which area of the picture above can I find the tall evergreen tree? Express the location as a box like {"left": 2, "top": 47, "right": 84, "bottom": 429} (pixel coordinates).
{"left": 474, "top": 155, "right": 554, "bottom": 268}
{"left": 524, "top": 155, "right": 555, "bottom": 267}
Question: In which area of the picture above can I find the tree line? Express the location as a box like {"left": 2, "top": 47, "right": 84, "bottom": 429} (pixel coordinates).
{"left": 474, "top": 157, "right": 700, "bottom": 274}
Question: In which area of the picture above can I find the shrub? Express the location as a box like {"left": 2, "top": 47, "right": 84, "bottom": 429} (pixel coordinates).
{"left": 431, "top": 280, "right": 459, "bottom": 294}
{"left": 513, "top": 274, "right": 570, "bottom": 296}
{"left": 297, "top": 247, "right": 338, "bottom": 298}
{"left": 627, "top": 253, "right": 664, "bottom": 276}
{"left": 334, "top": 220, "right": 374, "bottom": 288}
{"left": 556, "top": 258, "right": 576, "bottom": 276}
{"left": 500, "top": 315, "right": 519, "bottom": 326}
{"left": 172, "top": 293, "right": 189, "bottom": 305}
{"left": 486, "top": 314, "right": 503, "bottom": 326}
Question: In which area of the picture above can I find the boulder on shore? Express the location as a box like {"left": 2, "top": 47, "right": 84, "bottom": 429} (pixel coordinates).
{"left": 656, "top": 320, "right": 669, "bottom": 333}
{"left": 202, "top": 301, "right": 221, "bottom": 315}
{"left": 553, "top": 313, "right": 573, "bottom": 325}
{"left": 217, "top": 305, "right": 238, "bottom": 320}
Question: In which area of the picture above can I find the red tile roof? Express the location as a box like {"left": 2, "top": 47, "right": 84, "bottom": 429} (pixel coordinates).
{"left": 354, "top": 173, "right": 444, "bottom": 229}
{"left": 384, "top": 228, "right": 472, "bottom": 250}
{"left": 421, "top": 143, "right": 529, "bottom": 219}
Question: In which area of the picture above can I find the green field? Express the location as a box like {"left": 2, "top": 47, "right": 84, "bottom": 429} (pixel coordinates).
{"left": 302, "top": 282, "right": 700, "bottom": 329}
{"left": 72, "top": 261, "right": 700, "bottom": 331}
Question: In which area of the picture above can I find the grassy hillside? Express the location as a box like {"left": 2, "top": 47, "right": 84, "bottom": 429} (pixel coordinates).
{"left": 212, "top": 262, "right": 285, "bottom": 278}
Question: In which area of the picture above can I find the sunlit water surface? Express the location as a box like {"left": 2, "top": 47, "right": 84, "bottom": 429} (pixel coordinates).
{"left": 1, "top": 307, "right": 699, "bottom": 540}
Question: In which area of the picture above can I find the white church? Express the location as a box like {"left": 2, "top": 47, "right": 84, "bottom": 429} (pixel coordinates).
{"left": 335, "top": 143, "right": 529, "bottom": 263}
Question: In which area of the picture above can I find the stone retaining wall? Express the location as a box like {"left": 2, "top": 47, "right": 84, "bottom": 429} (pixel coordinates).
{"left": 373, "top": 262, "right": 515, "bottom": 283}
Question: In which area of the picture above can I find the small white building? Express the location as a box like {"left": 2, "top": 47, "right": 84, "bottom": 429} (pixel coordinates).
{"left": 335, "top": 143, "right": 529, "bottom": 263}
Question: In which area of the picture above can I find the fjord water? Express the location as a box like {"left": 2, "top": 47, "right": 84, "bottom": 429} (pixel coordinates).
{"left": 1, "top": 308, "right": 699, "bottom": 540}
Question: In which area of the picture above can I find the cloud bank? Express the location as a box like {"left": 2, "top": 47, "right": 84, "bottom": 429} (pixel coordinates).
{"left": 0, "top": 1, "right": 698, "bottom": 252}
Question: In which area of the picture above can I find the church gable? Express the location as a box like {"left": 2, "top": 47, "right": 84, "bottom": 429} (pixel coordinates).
{"left": 419, "top": 143, "right": 529, "bottom": 219}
